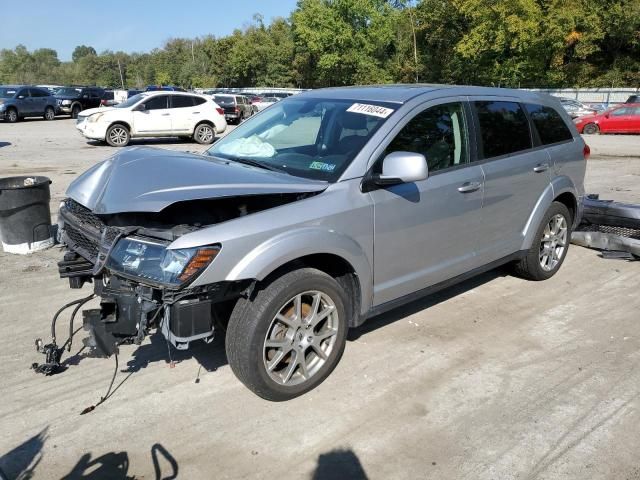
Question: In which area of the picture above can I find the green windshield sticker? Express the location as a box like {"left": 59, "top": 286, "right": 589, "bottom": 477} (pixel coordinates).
{"left": 309, "top": 161, "right": 336, "bottom": 172}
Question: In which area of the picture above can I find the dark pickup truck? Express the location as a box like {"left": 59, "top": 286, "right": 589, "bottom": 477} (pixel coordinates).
{"left": 54, "top": 86, "right": 105, "bottom": 118}
{"left": 212, "top": 94, "right": 254, "bottom": 124}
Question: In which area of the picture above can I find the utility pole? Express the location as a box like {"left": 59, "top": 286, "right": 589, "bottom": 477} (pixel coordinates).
{"left": 117, "top": 58, "right": 125, "bottom": 89}
{"left": 407, "top": 1, "right": 419, "bottom": 83}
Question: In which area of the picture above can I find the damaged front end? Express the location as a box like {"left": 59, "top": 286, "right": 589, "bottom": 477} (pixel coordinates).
{"left": 35, "top": 197, "right": 247, "bottom": 370}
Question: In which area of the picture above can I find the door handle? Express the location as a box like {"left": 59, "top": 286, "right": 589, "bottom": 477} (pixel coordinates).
{"left": 161, "top": 113, "right": 170, "bottom": 116}
{"left": 457, "top": 181, "right": 482, "bottom": 193}
{"left": 193, "top": 111, "right": 200, "bottom": 114}
{"left": 533, "top": 163, "right": 550, "bottom": 173}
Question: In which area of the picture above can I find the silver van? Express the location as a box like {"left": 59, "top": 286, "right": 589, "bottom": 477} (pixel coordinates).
{"left": 46, "top": 85, "right": 587, "bottom": 401}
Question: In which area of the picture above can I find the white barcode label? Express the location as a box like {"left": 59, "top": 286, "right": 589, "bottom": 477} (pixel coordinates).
{"left": 346, "top": 103, "right": 394, "bottom": 118}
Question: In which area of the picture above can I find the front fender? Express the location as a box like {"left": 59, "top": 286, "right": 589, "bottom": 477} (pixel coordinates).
{"left": 225, "top": 227, "right": 373, "bottom": 315}
{"left": 521, "top": 175, "right": 578, "bottom": 250}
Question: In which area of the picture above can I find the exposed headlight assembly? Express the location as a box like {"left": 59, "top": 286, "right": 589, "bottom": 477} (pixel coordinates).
{"left": 106, "top": 237, "right": 220, "bottom": 287}
{"left": 87, "top": 113, "right": 104, "bottom": 123}
{"left": 61, "top": 100, "right": 71, "bottom": 105}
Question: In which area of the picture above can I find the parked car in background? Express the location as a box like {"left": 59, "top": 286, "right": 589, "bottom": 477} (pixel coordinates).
{"left": 55, "top": 86, "right": 105, "bottom": 118}
{"left": 559, "top": 98, "right": 599, "bottom": 118}
{"left": 76, "top": 91, "right": 227, "bottom": 146}
{"left": 260, "top": 91, "right": 293, "bottom": 99}
{"left": 100, "top": 90, "right": 117, "bottom": 107}
{"left": 253, "top": 96, "right": 279, "bottom": 112}
{"left": 37, "top": 84, "right": 63, "bottom": 94}
{"left": 145, "top": 85, "right": 186, "bottom": 92}
{"left": 57, "top": 85, "right": 586, "bottom": 400}
{"left": 213, "top": 94, "right": 254, "bottom": 123}
{"left": 625, "top": 95, "right": 639, "bottom": 104}
{"left": 574, "top": 104, "right": 640, "bottom": 134}
{"left": 0, "top": 85, "right": 58, "bottom": 122}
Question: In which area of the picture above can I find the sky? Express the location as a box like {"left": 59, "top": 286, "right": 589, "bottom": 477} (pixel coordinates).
{"left": 0, "top": 0, "right": 299, "bottom": 61}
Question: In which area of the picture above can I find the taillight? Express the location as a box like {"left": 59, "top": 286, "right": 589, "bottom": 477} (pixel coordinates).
{"left": 216, "top": 107, "right": 224, "bottom": 115}
{"left": 583, "top": 144, "right": 590, "bottom": 160}
{"left": 235, "top": 106, "right": 240, "bottom": 113}
{"left": 100, "top": 100, "right": 106, "bottom": 105}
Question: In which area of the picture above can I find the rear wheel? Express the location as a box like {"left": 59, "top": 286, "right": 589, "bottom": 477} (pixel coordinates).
{"left": 226, "top": 268, "right": 349, "bottom": 401}
{"left": 583, "top": 123, "right": 599, "bottom": 135}
{"left": 6, "top": 108, "right": 18, "bottom": 123}
{"left": 193, "top": 123, "right": 215, "bottom": 144}
{"left": 105, "top": 124, "right": 130, "bottom": 147}
{"left": 513, "top": 201, "right": 572, "bottom": 281}
{"left": 44, "top": 106, "right": 55, "bottom": 121}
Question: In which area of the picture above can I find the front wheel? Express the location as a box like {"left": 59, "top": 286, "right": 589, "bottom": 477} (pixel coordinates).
{"left": 193, "top": 123, "right": 215, "bottom": 144}
{"left": 582, "top": 123, "right": 599, "bottom": 135}
{"left": 513, "top": 201, "right": 572, "bottom": 281}
{"left": 71, "top": 105, "right": 81, "bottom": 119}
{"left": 6, "top": 108, "right": 18, "bottom": 123}
{"left": 105, "top": 124, "right": 130, "bottom": 147}
{"left": 226, "top": 268, "right": 349, "bottom": 401}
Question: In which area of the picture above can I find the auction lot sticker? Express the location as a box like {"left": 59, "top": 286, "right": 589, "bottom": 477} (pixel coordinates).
{"left": 346, "top": 103, "right": 394, "bottom": 118}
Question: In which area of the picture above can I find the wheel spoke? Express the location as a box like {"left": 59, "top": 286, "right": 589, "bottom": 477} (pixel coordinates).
{"left": 316, "top": 328, "right": 337, "bottom": 342}
{"left": 282, "top": 351, "right": 300, "bottom": 383}
{"left": 294, "top": 294, "right": 302, "bottom": 321}
{"left": 265, "top": 338, "right": 289, "bottom": 349}
{"left": 311, "top": 344, "right": 328, "bottom": 360}
{"left": 266, "top": 347, "right": 290, "bottom": 372}
{"left": 310, "top": 305, "right": 335, "bottom": 328}
{"left": 275, "top": 313, "right": 297, "bottom": 329}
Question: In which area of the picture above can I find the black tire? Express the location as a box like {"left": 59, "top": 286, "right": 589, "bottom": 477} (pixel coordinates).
{"left": 44, "top": 106, "right": 55, "bottom": 121}
{"left": 6, "top": 108, "right": 18, "bottom": 123}
{"left": 71, "top": 104, "right": 81, "bottom": 119}
{"left": 226, "top": 268, "right": 349, "bottom": 401}
{"left": 582, "top": 123, "right": 599, "bottom": 135}
{"left": 105, "top": 123, "right": 130, "bottom": 147}
{"left": 513, "top": 201, "right": 572, "bottom": 281}
{"left": 193, "top": 123, "right": 215, "bottom": 144}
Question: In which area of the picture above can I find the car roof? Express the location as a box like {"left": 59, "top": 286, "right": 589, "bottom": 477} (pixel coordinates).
{"left": 296, "top": 84, "right": 557, "bottom": 105}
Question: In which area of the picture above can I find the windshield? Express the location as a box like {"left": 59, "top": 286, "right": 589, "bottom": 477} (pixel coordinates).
{"left": 206, "top": 97, "right": 395, "bottom": 182}
{"left": 55, "top": 87, "right": 82, "bottom": 96}
{"left": 115, "top": 93, "right": 147, "bottom": 108}
{"left": 0, "top": 88, "right": 17, "bottom": 98}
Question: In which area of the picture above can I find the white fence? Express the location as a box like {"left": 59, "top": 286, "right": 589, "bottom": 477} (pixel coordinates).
{"left": 527, "top": 88, "right": 639, "bottom": 106}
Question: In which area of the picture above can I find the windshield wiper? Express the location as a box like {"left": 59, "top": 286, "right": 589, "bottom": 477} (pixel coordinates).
{"left": 226, "top": 157, "right": 287, "bottom": 173}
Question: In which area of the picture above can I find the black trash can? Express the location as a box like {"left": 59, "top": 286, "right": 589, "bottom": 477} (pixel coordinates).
{"left": 0, "top": 176, "right": 54, "bottom": 254}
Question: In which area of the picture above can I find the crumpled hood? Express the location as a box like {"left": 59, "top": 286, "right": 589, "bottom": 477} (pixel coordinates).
{"left": 66, "top": 147, "right": 328, "bottom": 214}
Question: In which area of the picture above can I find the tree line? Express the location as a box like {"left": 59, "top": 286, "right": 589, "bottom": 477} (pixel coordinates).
{"left": 1, "top": 0, "right": 638, "bottom": 89}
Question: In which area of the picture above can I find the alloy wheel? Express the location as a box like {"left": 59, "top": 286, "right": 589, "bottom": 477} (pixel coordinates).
{"left": 45, "top": 108, "right": 55, "bottom": 120}
{"left": 539, "top": 213, "right": 568, "bottom": 271}
{"left": 196, "top": 125, "right": 214, "bottom": 143}
{"left": 108, "top": 127, "right": 128, "bottom": 146}
{"left": 263, "top": 291, "right": 339, "bottom": 386}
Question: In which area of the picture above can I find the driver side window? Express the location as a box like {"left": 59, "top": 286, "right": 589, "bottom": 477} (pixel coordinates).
{"left": 383, "top": 102, "right": 469, "bottom": 173}
{"left": 143, "top": 95, "right": 169, "bottom": 110}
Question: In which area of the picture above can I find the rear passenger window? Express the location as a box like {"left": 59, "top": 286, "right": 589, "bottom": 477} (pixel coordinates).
{"left": 171, "top": 96, "right": 194, "bottom": 108}
{"left": 193, "top": 97, "right": 206, "bottom": 106}
{"left": 385, "top": 102, "right": 468, "bottom": 173}
{"left": 474, "top": 101, "right": 531, "bottom": 159}
{"left": 525, "top": 104, "right": 573, "bottom": 145}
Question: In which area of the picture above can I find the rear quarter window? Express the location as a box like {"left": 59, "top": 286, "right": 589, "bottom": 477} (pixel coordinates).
{"left": 525, "top": 104, "right": 573, "bottom": 145}
{"left": 474, "top": 101, "right": 532, "bottom": 159}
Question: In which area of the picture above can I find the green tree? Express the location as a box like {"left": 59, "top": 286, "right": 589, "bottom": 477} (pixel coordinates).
{"left": 72, "top": 45, "right": 97, "bottom": 63}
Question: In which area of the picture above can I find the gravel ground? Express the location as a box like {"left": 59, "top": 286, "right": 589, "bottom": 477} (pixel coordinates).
{"left": 0, "top": 119, "right": 639, "bottom": 480}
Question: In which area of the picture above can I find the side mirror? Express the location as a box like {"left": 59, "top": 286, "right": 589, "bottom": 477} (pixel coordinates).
{"left": 375, "top": 151, "right": 428, "bottom": 186}
{"left": 134, "top": 103, "right": 146, "bottom": 112}
{"left": 17, "top": 95, "right": 25, "bottom": 99}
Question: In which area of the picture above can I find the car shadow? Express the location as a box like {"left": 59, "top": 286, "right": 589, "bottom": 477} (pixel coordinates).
{"left": 349, "top": 267, "right": 509, "bottom": 341}
{"left": 123, "top": 330, "right": 227, "bottom": 375}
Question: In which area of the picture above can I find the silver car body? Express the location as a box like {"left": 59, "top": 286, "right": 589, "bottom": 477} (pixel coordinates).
{"left": 64, "top": 85, "right": 586, "bottom": 323}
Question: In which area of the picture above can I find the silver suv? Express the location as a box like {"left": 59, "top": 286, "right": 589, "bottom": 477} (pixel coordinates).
{"left": 50, "top": 85, "right": 586, "bottom": 401}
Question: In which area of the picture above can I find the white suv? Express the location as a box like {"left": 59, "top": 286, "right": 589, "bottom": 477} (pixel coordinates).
{"left": 76, "top": 91, "right": 227, "bottom": 147}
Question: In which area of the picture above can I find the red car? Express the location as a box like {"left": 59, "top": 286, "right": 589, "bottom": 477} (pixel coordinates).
{"left": 575, "top": 103, "right": 640, "bottom": 134}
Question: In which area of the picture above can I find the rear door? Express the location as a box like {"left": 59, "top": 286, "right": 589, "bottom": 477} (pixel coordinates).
{"left": 132, "top": 95, "right": 172, "bottom": 134}
{"left": 370, "top": 98, "right": 485, "bottom": 305}
{"left": 470, "top": 98, "right": 551, "bottom": 263}
{"left": 30, "top": 88, "right": 49, "bottom": 114}
{"left": 168, "top": 95, "right": 196, "bottom": 133}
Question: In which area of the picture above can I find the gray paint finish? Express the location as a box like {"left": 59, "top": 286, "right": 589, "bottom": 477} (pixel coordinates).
{"left": 63, "top": 85, "right": 586, "bottom": 318}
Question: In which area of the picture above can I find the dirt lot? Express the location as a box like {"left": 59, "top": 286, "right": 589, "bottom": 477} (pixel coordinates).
{"left": 0, "top": 119, "right": 639, "bottom": 480}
